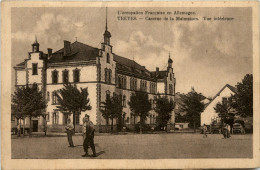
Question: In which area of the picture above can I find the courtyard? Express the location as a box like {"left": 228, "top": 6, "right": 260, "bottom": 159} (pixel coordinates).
{"left": 11, "top": 133, "right": 253, "bottom": 159}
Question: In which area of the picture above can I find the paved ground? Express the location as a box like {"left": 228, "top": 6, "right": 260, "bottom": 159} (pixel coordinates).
{"left": 11, "top": 133, "right": 252, "bottom": 159}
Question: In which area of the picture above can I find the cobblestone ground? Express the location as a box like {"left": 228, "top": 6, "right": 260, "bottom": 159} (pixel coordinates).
{"left": 11, "top": 133, "right": 252, "bottom": 159}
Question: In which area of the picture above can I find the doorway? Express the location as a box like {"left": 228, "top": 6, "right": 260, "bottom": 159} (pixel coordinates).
{"left": 32, "top": 120, "right": 38, "bottom": 132}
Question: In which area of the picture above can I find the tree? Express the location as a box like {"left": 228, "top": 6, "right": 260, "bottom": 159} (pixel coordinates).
{"left": 180, "top": 88, "right": 205, "bottom": 132}
{"left": 155, "top": 96, "right": 175, "bottom": 131}
{"left": 128, "top": 91, "right": 151, "bottom": 134}
{"left": 100, "top": 95, "right": 123, "bottom": 133}
{"left": 56, "top": 83, "right": 92, "bottom": 132}
{"left": 12, "top": 84, "right": 46, "bottom": 137}
{"left": 214, "top": 97, "right": 235, "bottom": 127}
{"left": 231, "top": 74, "right": 253, "bottom": 117}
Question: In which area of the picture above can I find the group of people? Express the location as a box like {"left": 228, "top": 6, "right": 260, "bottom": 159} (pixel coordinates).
{"left": 202, "top": 123, "right": 231, "bottom": 139}
{"left": 65, "top": 114, "right": 97, "bottom": 157}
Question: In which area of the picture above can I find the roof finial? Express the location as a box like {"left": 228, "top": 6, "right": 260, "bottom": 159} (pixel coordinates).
{"left": 35, "top": 35, "right": 38, "bottom": 43}
{"left": 105, "top": 7, "right": 108, "bottom": 31}
{"left": 169, "top": 51, "right": 171, "bottom": 59}
{"left": 75, "top": 37, "right": 77, "bottom": 42}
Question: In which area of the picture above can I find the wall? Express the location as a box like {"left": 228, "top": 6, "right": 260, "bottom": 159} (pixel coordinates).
{"left": 201, "top": 87, "right": 235, "bottom": 126}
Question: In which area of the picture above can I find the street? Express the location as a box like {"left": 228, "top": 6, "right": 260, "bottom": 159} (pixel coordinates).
{"left": 11, "top": 133, "right": 252, "bottom": 159}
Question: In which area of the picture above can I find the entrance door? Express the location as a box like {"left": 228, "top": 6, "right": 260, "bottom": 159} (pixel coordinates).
{"left": 32, "top": 120, "right": 38, "bottom": 132}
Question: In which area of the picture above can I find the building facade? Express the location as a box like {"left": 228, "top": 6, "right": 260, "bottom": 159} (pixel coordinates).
{"left": 200, "top": 84, "right": 237, "bottom": 126}
{"left": 13, "top": 22, "right": 176, "bottom": 132}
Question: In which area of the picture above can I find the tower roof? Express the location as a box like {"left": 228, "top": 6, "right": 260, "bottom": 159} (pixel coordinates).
{"left": 32, "top": 36, "right": 39, "bottom": 45}
{"left": 168, "top": 52, "right": 173, "bottom": 63}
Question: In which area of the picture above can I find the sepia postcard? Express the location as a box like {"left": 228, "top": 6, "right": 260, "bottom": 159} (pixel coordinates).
{"left": 1, "top": 1, "right": 260, "bottom": 169}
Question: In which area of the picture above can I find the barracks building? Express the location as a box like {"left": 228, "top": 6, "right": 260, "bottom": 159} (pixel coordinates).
{"left": 13, "top": 18, "right": 176, "bottom": 133}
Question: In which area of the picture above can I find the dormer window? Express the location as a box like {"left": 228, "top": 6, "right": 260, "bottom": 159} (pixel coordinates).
{"left": 107, "top": 53, "right": 110, "bottom": 63}
{"left": 32, "top": 63, "right": 38, "bottom": 75}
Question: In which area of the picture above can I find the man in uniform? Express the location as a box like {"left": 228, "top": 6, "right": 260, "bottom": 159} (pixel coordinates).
{"left": 82, "top": 114, "right": 96, "bottom": 157}
{"left": 65, "top": 118, "right": 75, "bottom": 147}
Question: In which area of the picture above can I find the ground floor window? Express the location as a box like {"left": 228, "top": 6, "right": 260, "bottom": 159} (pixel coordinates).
{"left": 53, "top": 112, "right": 58, "bottom": 124}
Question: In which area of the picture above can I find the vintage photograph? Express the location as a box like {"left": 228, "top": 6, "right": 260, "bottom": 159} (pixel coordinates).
{"left": 1, "top": 1, "right": 259, "bottom": 169}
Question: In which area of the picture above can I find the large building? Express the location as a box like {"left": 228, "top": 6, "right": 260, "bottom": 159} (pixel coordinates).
{"left": 13, "top": 19, "right": 176, "bottom": 132}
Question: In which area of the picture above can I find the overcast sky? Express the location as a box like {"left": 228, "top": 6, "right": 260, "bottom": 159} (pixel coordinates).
{"left": 11, "top": 7, "right": 252, "bottom": 97}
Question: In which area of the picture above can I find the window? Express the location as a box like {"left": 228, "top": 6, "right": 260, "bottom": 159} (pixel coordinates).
{"left": 32, "top": 63, "right": 38, "bottom": 75}
{"left": 52, "top": 91, "right": 58, "bottom": 104}
{"left": 123, "top": 95, "right": 126, "bottom": 107}
{"left": 63, "top": 70, "right": 69, "bottom": 83}
{"left": 223, "top": 97, "right": 228, "bottom": 105}
{"left": 140, "top": 80, "right": 147, "bottom": 92}
{"left": 11, "top": 115, "right": 15, "bottom": 121}
{"left": 170, "top": 73, "right": 172, "bottom": 81}
{"left": 169, "top": 84, "right": 173, "bottom": 95}
{"left": 53, "top": 112, "right": 58, "bottom": 124}
{"left": 73, "top": 69, "right": 80, "bottom": 83}
{"left": 106, "top": 90, "right": 110, "bottom": 100}
{"left": 105, "top": 69, "right": 112, "bottom": 84}
{"left": 107, "top": 53, "right": 110, "bottom": 63}
{"left": 46, "top": 112, "right": 50, "bottom": 122}
{"left": 47, "top": 92, "right": 50, "bottom": 101}
{"left": 52, "top": 70, "right": 58, "bottom": 84}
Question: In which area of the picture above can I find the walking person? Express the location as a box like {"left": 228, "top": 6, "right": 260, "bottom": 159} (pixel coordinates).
{"left": 82, "top": 114, "right": 96, "bottom": 157}
{"left": 65, "top": 118, "right": 75, "bottom": 147}
{"left": 203, "top": 124, "right": 207, "bottom": 138}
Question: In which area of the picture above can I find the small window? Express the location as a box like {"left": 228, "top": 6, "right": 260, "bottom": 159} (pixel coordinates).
{"left": 73, "top": 69, "right": 80, "bottom": 83}
{"left": 107, "top": 53, "right": 110, "bottom": 63}
{"left": 52, "top": 91, "right": 58, "bottom": 104}
{"left": 123, "top": 95, "right": 126, "bottom": 107}
{"left": 52, "top": 70, "right": 58, "bottom": 84}
{"left": 53, "top": 112, "right": 58, "bottom": 124}
{"left": 106, "top": 90, "right": 110, "bottom": 100}
{"left": 46, "top": 112, "right": 50, "bottom": 122}
{"left": 32, "top": 63, "right": 38, "bottom": 75}
{"left": 11, "top": 115, "right": 15, "bottom": 121}
{"left": 63, "top": 70, "right": 69, "bottom": 83}
{"left": 223, "top": 97, "right": 228, "bottom": 105}
{"left": 47, "top": 91, "right": 50, "bottom": 101}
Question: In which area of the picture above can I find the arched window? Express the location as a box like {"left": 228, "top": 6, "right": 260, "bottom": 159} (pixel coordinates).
{"left": 106, "top": 90, "right": 110, "bottom": 100}
{"left": 73, "top": 69, "right": 80, "bottom": 83}
{"left": 63, "top": 70, "right": 69, "bottom": 83}
{"left": 107, "top": 53, "right": 110, "bottom": 63}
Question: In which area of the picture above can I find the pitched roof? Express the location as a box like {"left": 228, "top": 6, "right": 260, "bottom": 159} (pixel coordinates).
{"left": 114, "top": 54, "right": 156, "bottom": 81}
{"left": 48, "top": 41, "right": 99, "bottom": 63}
{"left": 204, "top": 84, "right": 237, "bottom": 108}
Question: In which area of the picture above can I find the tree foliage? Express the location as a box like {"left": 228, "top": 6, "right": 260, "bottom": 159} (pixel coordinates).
{"left": 179, "top": 88, "right": 205, "bottom": 132}
{"left": 155, "top": 96, "right": 175, "bottom": 130}
{"left": 231, "top": 74, "right": 253, "bottom": 117}
{"left": 12, "top": 84, "right": 46, "bottom": 136}
{"left": 100, "top": 95, "right": 123, "bottom": 132}
{"left": 128, "top": 91, "right": 151, "bottom": 134}
{"left": 56, "top": 83, "right": 92, "bottom": 131}
{"left": 214, "top": 97, "right": 235, "bottom": 125}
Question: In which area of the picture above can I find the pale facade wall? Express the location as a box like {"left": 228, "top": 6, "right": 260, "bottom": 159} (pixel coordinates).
{"left": 46, "top": 65, "right": 97, "bottom": 84}
{"left": 16, "top": 70, "right": 27, "bottom": 85}
{"left": 27, "top": 53, "right": 44, "bottom": 85}
{"left": 157, "top": 82, "right": 164, "bottom": 94}
{"left": 201, "top": 87, "right": 235, "bottom": 126}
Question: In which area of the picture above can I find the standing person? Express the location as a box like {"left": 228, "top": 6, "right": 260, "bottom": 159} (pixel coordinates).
{"left": 65, "top": 118, "right": 75, "bottom": 147}
{"left": 82, "top": 117, "right": 86, "bottom": 141}
{"left": 222, "top": 123, "right": 227, "bottom": 139}
{"left": 203, "top": 124, "right": 207, "bottom": 138}
{"left": 227, "top": 124, "right": 231, "bottom": 138}
{"left": 82, "top": 114, "right": 96, "bottom": 157}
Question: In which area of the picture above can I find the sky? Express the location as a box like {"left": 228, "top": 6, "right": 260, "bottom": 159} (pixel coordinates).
{"left": 11, "top": 7, "right": 252, "bottom": 97}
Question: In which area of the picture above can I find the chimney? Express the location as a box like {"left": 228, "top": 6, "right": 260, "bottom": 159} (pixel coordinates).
{"left": 47, "top": 48, "right": 52, "bottom": 59}
{"left": 64, "top": 40, "right": 71, "bottom": 56}
{"left": 156, "top": 67, "right": 159, "bottom": 77}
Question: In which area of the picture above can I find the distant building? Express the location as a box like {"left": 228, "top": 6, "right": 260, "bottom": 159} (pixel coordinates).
{"left": 200, "top": 84, "right": 237, "bottom": 126}
{"left": 13, "top": 15, "right": 176, "bottom": 132}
